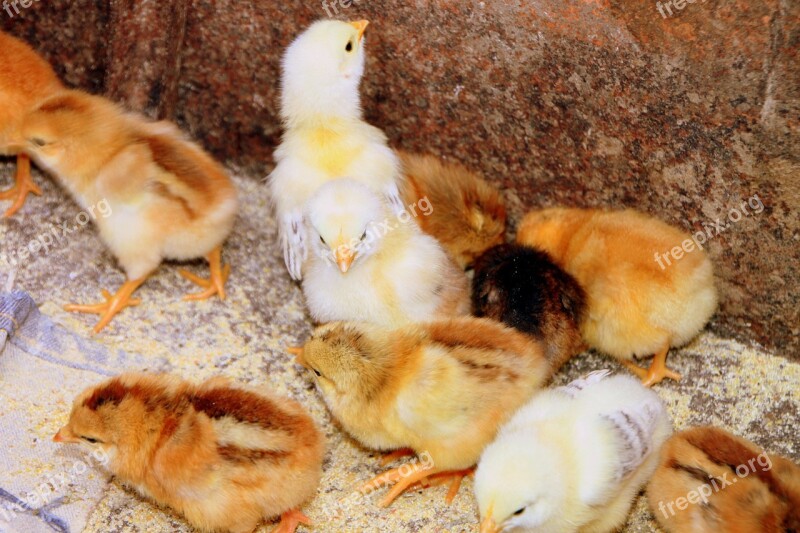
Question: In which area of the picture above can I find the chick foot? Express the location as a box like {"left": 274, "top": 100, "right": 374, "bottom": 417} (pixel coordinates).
{"left": 271, "top": 509, "right": 311, "bottom": 533}
{"left": 179, "top": 246, "right": 230, "bottom": 301}
{"left": 379, "top": 448, "right": 415, "bottom": 467}
{"left": 0, "top": 154, "right": 41, "bottom": 218}
{"left": 622, "top": 344, "right": 681, "bottom": 387}
{"left": 412, "top": 467, "right": 474, "bottom": 504}
{"left": 64, "top": 278, "right": 145, "bottom": 334}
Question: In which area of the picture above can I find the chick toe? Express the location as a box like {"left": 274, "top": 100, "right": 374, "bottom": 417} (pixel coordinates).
{"left": 0, "top": 154, "right": 41, "bottom": 217}
{"left": 379, "top": 448, "right": 415, "bottom": 467}
{"left": 379, "top": 466, "right": 436, "bottom": 508}
{"left": 63, "top": 277, "right": 146, "bottom": 333}
{"left": 641, "top": 345, "right": 682, "bottom": 387}
{"left": 180, "top": 246, "right": 230, "bottom": 301}
{"left": 271, "top": 509, "right": 312, "bottom": 533}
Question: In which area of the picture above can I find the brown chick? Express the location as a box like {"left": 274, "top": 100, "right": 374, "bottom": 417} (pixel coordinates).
{"left": 472, "top": 243, "right": 587, "bottom": 371}
{"left": 0, "top": 31, "right": 64, "bottom": 217}
{"left": 53, "top": 373, "right": 324, "bottom": 533}
{"left": 21, "top": 90, "right": 238, "bottom": 332}
{"left": 647, "top": 426, "right": 800, "bottom": 532}
{"left": 292, "top": 316, "right": 552, "bottom": 508}
{"left": 397, "top": 151, "right": 506, "bottom": 269}
{"left": 517, "top": 207, "right": 718, "bottom": 386}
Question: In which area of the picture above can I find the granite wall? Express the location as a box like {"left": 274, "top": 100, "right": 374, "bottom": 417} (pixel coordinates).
{"left": 2, "top": 0, "right": 798, "bottom": 357}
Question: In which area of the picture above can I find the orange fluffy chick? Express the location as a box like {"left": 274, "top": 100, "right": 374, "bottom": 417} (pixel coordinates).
{"left": 398, "top": 151, "right": 506, "bottom": 268}
{"left": 292, "top": 317, "right": 552, "bottom": 507}
{"left": 0, "top": 31, "right": 63, "bottom": 217}
{"left": 21, "top": 90, "right": 238, "bottom": 332}
{"left": 54, "top": 373, "right": 324, "bottom": 533}
{"left": 647, "top": 426, "right": 800, "bottom": 532}
{"left": 517, "top": 208, "right": 717, "bottom": 386}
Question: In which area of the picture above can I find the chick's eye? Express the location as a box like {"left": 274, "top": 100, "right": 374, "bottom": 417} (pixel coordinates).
{"left": 313, "top": 369, "right": 321, "bottom": 377}
{"left": 360, "top": 231, "right": 367, "bottom": 241}
{"left": 345, "top": 40, "right": 353, "bottom": 52}
{"left": 31, "top": 138, "right": 46, "bottom": 147}
{"left": 81, "top": 436, "right": 99, "bottom": 444}
{"left": 513, "top": 507, "right": 526, "bottom": 516}
{"left": 319, "top": 235, "right": 326, "bottom": 244}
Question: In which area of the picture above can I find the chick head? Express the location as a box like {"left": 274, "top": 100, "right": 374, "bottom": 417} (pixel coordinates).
{"left": 21, "top": 90, "right": 128, "bottom": 173}
{"left": 306, "top": 178, "right": 388, "bottom": 273}
{"left": 53, "top": 378, "right": 122, "bottom": 459}
{"left": 280, "top": 19, "right": 369, "bottom": 122}
{"left": 475, "top": 434, "right": 567, "bottom": 533}
{"left": 294, "top": 322, "right": 386, "bottom": 398}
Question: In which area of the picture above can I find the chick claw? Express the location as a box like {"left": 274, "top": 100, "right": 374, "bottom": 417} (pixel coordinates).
{"left": 271, "top": 509, "right": 311, "bottom": 533}
{"left": 63, "top": 278, "right": 145, "bottom": 334}
{"left": 179, "top": 246, "right": 230, "bottom": 301}
{"left": 623, "top": 344, "right": 681, "bottom": 387}
{"left": 0, "top": 154, "right": 41, "bottom": 218}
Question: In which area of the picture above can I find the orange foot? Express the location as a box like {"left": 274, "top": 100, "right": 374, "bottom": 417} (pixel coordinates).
{"left": 380, "top": 448, "right": 415, "bottom": 467}
{"left": 1, "top": 154, "right": 41, "bottom": 218}
{"left": 63, "top": 278, "right": 146, "bottom": 334}
{"left": 622, "top": 343, "right": 681, "bottom": 387}
{"left": 358, "top": 462, "right": 472, "bottom": 507}
{"left": 271, "top": 509, "right": 311, "bottom": 533}
{"left": 179, "top": 246, "right": 230, "bottom": 301}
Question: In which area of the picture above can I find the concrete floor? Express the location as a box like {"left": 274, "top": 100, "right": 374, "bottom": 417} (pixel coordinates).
{"left": 2, "top": 165, "right": 798, "bottom": 532}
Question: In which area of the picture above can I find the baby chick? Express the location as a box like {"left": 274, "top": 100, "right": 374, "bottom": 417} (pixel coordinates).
{"left": 21, "top": 90, "right": 238, "bottom": 332}
{"left": 397, "top": 151, "right": 507, "bottom": 269}
{"left": 269, "top": 19, "right": 403, "bottom": 280}
{"left": 302, "top": 179, "right": 469, "bottom": 326}
{"left": 292, "top": 317, "right": 553, "bottom": 507}
{"left": 54, "top": 373, "right": 324, "bottom": 533}
{"left": 517, "top": 208, "right": 718, "bottom": 386}
{"left": 0, "top": 31, "right": 64, "bottom": 217}
{"left": 647, "top": 426, "right": 800, "bottom": 532}
{"left": 472, "top": 243, "right": 587, "bottom": 371}
{"left": 475, "top": 370, "right": 672, "bottom": 533}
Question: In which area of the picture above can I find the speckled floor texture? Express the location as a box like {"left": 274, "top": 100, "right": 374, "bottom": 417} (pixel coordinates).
{"left": 1, "top": 166, "right": 798, "bottom": 532}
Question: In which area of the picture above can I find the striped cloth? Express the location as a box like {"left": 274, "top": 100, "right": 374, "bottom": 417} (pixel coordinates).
{"left": 0, "top": 291, "right": 169, "bottom": 533}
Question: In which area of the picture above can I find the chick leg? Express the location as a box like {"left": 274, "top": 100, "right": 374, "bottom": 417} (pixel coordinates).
{"left": 179, "top": 246, "right": 230, "bottom": 301}
{"left": 64, "top": 277, "right": 146, "bottom": 334}
{"left": 271, "top": 509, "right": 311, "bottom": 533}
{"left": 380, "top": 448, "right": 415, "bottom": 467}
{"left": 642, "top": 343, "right": 681, "bottom": 387}
{"left": 422, "top": 468, "right": 475, "bottom": 504}
{"left": 0, "top": 154, "right": 42, "bottom": 218}
{"left": 378, "top": 467, "right": 440, "bottom": 508}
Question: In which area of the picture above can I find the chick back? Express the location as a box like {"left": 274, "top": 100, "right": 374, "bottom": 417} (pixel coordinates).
{"left": 472, "top": 243, "right": 586, "bottom": 370}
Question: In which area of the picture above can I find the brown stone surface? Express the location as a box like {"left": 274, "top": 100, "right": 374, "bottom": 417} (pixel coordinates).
{"left": 1, "top": 2, "right": 798, "bottom": 354}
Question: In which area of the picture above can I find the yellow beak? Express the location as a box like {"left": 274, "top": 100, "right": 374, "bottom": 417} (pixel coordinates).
{"left": 335, "top": 246, "right": 355, "bottom": 273}
{"left": 480, "top": 504, "right": 499, "bottom": 533}
{"left": 287, "top": 346, "right": 307, "bottom": 367}
{"left": 349, "top": 20, "right": 369, "bottom": 41}
{"left": 53, "top": 426, "right": 79, "bottom": 443}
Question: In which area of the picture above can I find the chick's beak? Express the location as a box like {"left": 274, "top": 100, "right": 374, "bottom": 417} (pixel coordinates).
{"left": 335, "top": 246, "right": 355, "bottom": 273}
{"left": 480, "top": 504, "right": 500, "bottom": 533}
{"left": 349, "top": 20, "right": 369, "bottom": 41}
{"left": 287, "top": 346, "right": 308, "bottom": 368}
{"left": 53, "top": 426, "right": 79, "bottom": 443}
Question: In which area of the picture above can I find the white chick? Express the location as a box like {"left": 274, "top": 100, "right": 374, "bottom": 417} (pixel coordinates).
{"left": 475, "top": 370, "right": 672, "bottom": 533}
{"left": 269, "top": 19, "right": 403, "bottom": 280}
{"left": 301, "top": 179, "right": 470, "bottom": 326}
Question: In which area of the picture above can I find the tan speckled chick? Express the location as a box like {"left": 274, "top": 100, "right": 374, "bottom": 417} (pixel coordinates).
{"left": 54, "top": 373, "right": 324, "bottom": 533}
{"left": 21, "top": 90, "right": 238, "bottom": 333}
{"left": 293, "top": 317, "right": 552, "bottom": 507}
{"left": 517, "top": 208, "right": 717, "bottom": 386}
{"left": 647, "top": 426, "right": 800, "bottom": 533}
{"left": 0, "top": 31, "right": 64, "bottom": 217}
{"left": 398, "top": 151, "right": 507, "bottom": 268}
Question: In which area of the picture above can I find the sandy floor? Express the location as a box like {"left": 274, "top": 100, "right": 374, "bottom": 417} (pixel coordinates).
{"left": 2, "top": 166, "right": 798, "bottom": 532}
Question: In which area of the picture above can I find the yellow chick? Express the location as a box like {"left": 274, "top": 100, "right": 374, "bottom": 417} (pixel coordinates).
{"left": 301, "top": 178, "right": 469, "bottom": 325}
{"left": 517, "top": 208, "right": 718, "bottom": 386}
{"left": 476, "top": 370, "right": 672, "bottom": 533}
{"left": 292, "top": 317, "right": 552, "bottom": 507}
{"left": 54, "top": 373, "right": 324, "bottom": 533}
{"left": 21, "top": 90, "right": 238, "bottom": 332}
{"left": 269, "top": 19, "right": 403, "bottom": 281}
{"left": 647, "top": 426, "right": 800, "bottom": 532}
{"left": 397, "top": 151, "right": 507, "bottom": 269}
{"left": 0, "top": 31, "right": 64, "bottom": 217}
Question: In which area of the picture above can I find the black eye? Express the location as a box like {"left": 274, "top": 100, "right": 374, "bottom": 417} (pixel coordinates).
{"left": 320, "top": 235, "right": 326, "bottom": 244}
{"left": 360, "top": 231, "right": 367, "bottom": 240}
{"left": 31, "top": 138, "right": 46, "bottom": 147}
{"left": 81, "top": 436, "right": 99, "bottom": 444}
{"left": 313, "top": 369, "right": 321, "bottom": 377}
{"left": 345, "top": 40, "right": 353, "bottom": 52}
{"left": 513, "top": 508, "right": 525, "bottom": 516}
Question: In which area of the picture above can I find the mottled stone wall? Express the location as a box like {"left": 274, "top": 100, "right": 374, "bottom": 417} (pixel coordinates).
{"left": 2, "top": 0, "right": 798, "bottom": 357}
